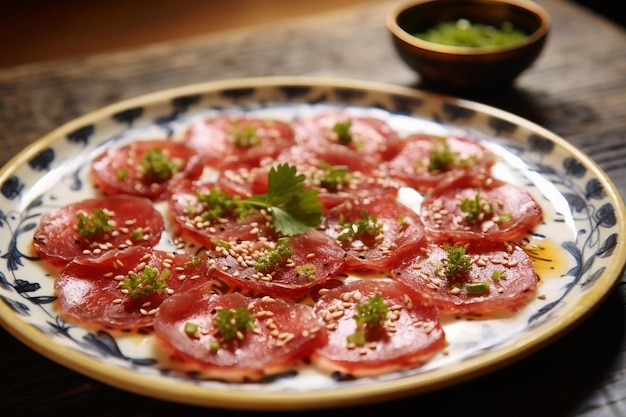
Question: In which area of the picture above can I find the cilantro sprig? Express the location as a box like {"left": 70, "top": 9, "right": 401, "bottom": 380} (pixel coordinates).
{"left": 243, "top": 163, "right": 323, "bottom": 236}
{"left": 194, "top": 163, "right": 322, "bottom": 237}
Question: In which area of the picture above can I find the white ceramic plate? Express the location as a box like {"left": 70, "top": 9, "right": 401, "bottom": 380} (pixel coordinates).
{"left": 1, "top": 77, "right": 624, "bottom": 411}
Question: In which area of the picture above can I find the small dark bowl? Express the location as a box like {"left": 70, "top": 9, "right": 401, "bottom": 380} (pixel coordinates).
{"left": 386, "top": 0, "right": 551, "bottom": 92}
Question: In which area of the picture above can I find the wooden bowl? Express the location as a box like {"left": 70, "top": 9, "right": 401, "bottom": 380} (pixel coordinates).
{"left": 386, "top": 0, "right": 551, "bottom": 92}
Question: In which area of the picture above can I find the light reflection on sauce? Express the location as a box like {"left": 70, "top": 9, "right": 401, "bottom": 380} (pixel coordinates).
{"left": 524, "top": 238, "right": 572, "bottom": 279}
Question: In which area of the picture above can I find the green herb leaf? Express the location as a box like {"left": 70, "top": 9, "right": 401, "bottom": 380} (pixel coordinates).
{"left": 254, "top": 237, "right": 294, "bottom": 271}
{"left": 346, "top": 294, "right": 389, "bottom": 346}
{"left": 296, "top": 263, "right": 317, "bottom": 281}
{"left": 131, "top": 228, "right": 144, "bottom": 240}
{"left": 460, "top": 190, "right": 493, "bottom": 223}
{"left": 76, "top": 208, "right": 114, "bottom": 238}
{"left": 428, "top": 137, "right": 456, "bottom": 172}
{"left": 465, "top": 281, "right": 490, "bottom": 294}
{"left": 195, "top": 188, "right": 242, "bottom": 221}
{"left": 192, "top": 164, "right": 322, "bottom": 237}
{"left": 232, "top": 123, "right": 262, "bottom": 147}
{"left": 353, "top": 294, "right": 389, "bottom": 327}
{"left": 184, "top": 322, "right": 199, "bottom": 337}
{"left": 119, "top": 266, "right": 170, "bottom": 298}
{"left": 491, "top": 270, "right": 506, "bottom": 281}
{"left": 184, "top": 257, "right": 202, "bottom": 267}
{"left": 346, "top": 331, "right": 367, "bottom": 346}
{"left": 332, "top": 120, "right": 353, "bottom": 145}
{"left": 337, "top": 209, "right": 382, "bottom": 242}
{"left": 440, "top": 243, "right": 472, "bottom": 279}
{"left": 318, "top": 161, "right": 350, "bottom": 192}
{"left": 245, "top": 163, "right": 323, "bottom": 236}
{"left": 213, "top": 307, "right": 255, "bottom": 341}
{"left": 139, "top": 147, "right": 181, "bottom": 181}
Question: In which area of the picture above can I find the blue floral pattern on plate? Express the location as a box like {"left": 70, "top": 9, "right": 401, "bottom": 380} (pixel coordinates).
{"left": 0, "top": 77, "right": 624, "bottom": 410}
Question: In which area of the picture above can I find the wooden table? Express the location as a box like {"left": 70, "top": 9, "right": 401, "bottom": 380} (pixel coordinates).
{"left": 1, "top": 1, "right": 625, "bottom": 415}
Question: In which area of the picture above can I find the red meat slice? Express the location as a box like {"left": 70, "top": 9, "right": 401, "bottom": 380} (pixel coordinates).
{"left": 209, "top": 229, "right": 347, "bottom": 301}
{"left": 166, "top": 179, "right": 279, "bottom": 248}
{"left": 384, "top": 133, "right": 497, "bottom": 193}
{"left": 321, "top": 196, "right": 424, "bottom": 272}
{"left": 391, "top": 240, "right": 540, "bottom": 316}
{"left": 182, "top": 115, "right": 295, "bottom": 169}
{"left": 54, "top": 246, "right": 215, "bottom": 329}
{"left": 153, "top": 289, "right": 328, "bottom": 381}
{"left": 33, "top": 195, "right": 164, "bottom": 268}
{"left": 293, "top": 111, "right": 403, "bottom": 167}
{"left": 312, "top": 279, "right": 446, "bottom": 378}
{"left": 419, "top": 175, "right": 543, "bottom": 244}
{"left": 91, "top": 139, "right": 204, "bottom": 200}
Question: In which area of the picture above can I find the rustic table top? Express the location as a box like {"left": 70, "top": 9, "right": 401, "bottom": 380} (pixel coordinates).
{"left": 1, "top": 1, "right": 625, "bottom": 415}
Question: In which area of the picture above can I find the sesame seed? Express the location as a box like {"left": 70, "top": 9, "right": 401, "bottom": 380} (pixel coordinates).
{"left": 330, "top": 310, "right": 345, "bottom": 319}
